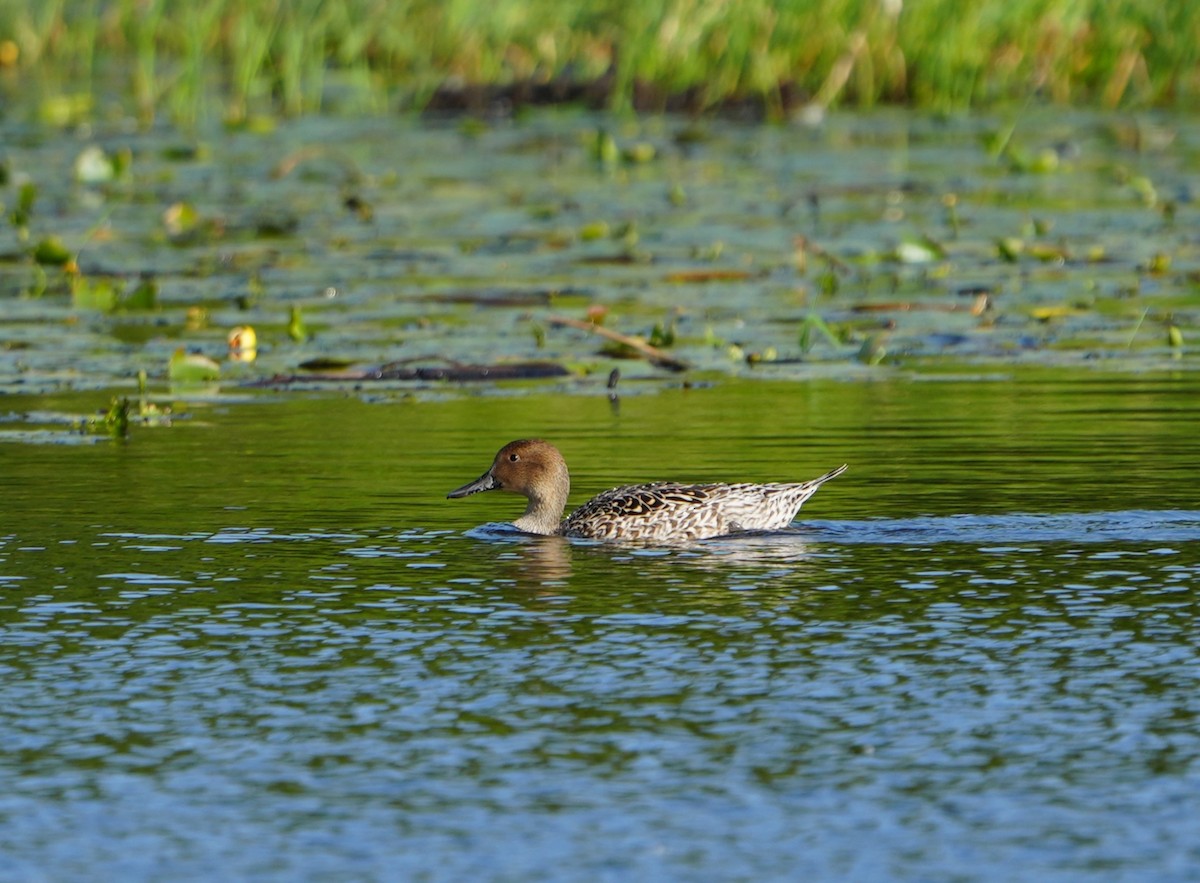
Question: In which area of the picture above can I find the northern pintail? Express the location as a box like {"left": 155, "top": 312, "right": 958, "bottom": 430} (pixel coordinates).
{"left": 448, "top": 439, "right": 846, "bottom": 542}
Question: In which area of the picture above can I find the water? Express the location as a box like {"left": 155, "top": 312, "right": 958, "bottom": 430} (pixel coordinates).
{"left": 3, "top": 372, "right": 1199, "bottom": 880}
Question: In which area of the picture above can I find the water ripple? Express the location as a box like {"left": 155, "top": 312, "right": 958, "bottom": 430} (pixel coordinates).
{"left": 809, "top": 509, "right": 1200, "bottom": 546}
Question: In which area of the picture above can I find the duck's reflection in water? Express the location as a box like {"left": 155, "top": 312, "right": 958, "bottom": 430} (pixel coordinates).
{"left": 514, "top": 534, "right": 575, "bottom": 585}
{"left": 497, "top": 527, "right": 843, "bottom": 593}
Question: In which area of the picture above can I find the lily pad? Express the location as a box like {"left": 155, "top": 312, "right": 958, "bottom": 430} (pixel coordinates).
{"left": 169, "top": 349, "right": 221, "bottom": 383}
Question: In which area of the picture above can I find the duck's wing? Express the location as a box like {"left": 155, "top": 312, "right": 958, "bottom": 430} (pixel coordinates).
{"left": 563, "top": 482, "right": 722, "bottom": 539}
{"left": 575, "top": 482, "right": 714, "bottom": 517}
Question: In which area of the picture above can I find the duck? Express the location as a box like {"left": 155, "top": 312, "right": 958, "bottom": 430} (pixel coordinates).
{"left": 447, "top": 438, "right": 846, "bottom": 542}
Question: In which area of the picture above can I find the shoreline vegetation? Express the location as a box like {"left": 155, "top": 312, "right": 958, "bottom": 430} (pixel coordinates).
{"left": 1, "top": 1, "right": 1198, "bottom": 125}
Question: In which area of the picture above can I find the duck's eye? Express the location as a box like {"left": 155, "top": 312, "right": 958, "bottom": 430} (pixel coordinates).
{"left": 508, "top": 453, "right": 520, "bottom": 462}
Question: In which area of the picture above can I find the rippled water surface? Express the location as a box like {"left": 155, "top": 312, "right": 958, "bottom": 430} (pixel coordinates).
{"left": 3, "top": 372, "right": 1200, "bottom": 880}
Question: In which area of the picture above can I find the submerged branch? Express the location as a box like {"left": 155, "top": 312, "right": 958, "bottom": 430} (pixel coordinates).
{"left": 247, "top": 361, "right": 570, "bottom": 386}
{"left": 546, "top": 315, "right": 690, "bottom": 372}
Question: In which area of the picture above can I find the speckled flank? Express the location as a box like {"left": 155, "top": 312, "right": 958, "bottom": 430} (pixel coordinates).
{"left": 448, "top": 439, "right": 846, "bottom": 543}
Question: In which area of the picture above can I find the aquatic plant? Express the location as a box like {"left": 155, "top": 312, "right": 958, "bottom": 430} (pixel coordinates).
{"left": 169, "top": 347, "right": 221, "bottom": 383}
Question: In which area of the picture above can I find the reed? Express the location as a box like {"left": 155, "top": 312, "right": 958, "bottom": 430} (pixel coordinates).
{"left": 0, "top": 0, "right": 1195, "bottom": 123}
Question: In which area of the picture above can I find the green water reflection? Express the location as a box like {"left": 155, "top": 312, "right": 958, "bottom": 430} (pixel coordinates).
{"left": 7, "top": 368, "right": 1199, "bottom": 534}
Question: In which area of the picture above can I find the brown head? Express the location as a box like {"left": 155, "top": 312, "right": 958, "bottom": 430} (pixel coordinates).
{"left": 447, "top": 439, "right": 571, "bottom": 535}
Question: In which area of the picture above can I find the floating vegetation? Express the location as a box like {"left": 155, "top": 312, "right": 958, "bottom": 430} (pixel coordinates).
{"left": 32, "top": 237, "right": 73, "bottom": 267}
{"left": 169, "top": 349, "right": 221, "bottom": 384}
{"left": 163, "top": 202, "right": 223, "bottom": 244}
{"left": 70, "top": 276, "right": 119, "bottom": 311}
{"left": 578, "top": 220, "right": 611, "bottom": 241}
{"left": 0, "top": 108, "right": 1194, "bottom": 406}
{"left": 891, "top": 236, "right": 946, "bottom": 264}
{"left": 74, "top": 146, "right": 122, "bottom": 184}
{"left": 71, "top": 276, "right": 158, "bottom": 312}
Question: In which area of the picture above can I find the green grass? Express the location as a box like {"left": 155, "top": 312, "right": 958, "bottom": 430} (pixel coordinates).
{"left": 2, "top": 0, "right": 1198, "bottom": 124}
